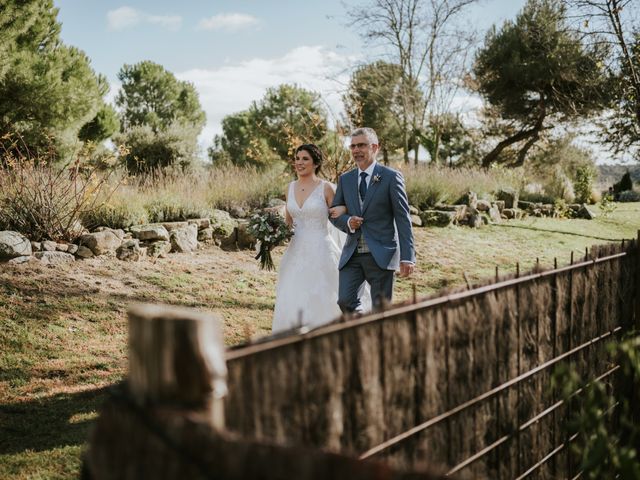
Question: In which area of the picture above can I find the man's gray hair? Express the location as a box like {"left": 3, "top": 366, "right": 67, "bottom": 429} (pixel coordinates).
{"left": 351, "top": 127, "right": 379, "bottom": 145}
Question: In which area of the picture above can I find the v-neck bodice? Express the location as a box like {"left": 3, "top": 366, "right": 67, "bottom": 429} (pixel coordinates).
{"left": 286, "top": 180, "right": 330, "bottom": 234}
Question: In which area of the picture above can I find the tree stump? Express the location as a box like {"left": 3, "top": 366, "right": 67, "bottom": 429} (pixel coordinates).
{"left": 127, "top": 303, "right": 227, "bottom": 429}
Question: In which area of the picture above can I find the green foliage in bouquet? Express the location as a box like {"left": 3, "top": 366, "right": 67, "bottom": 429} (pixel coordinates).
{"left": 248, "top": 210, "right": 293, "bottom": 271}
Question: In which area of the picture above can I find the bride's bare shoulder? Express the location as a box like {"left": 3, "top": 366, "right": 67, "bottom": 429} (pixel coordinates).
{"left": 322, "top": 180, "right": 337, "bottom": 194}
{"left": 284, "top": 180, "right": 295, "bottom": 198}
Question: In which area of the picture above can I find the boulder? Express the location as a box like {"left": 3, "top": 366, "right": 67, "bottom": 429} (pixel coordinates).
{"left": 55, "top": 243, "right": 70, "bottom": 252}
{"left": 0, "top": 231, "right": 32, "bottom": 259}
{"left": 75, "top": 245, "right": 94, "bottom": 259}
{"left": 502, "top": 208, "right": 524, "bottom": 220}
{"left": 434, "top": 204, "right": 467, "bottom": 224}
{"left": 42, "top": 240, "right": 57, "bottom": 251}
{"left": 476, "top": 199, "right": 491, "bottom": 212}
{"left": 577, "top": 204, "right": 596, "bottom": 220}
{"left": 420, "top": 210, "right": 456, "bottom": 227}
{"left": 198, "top": 227, "right": 214, "bottom": 242}
{"left": 210, "top": 210, "right": 237, "bottom": 239}
{"left": 67, "top": 244, "right": 79, "bottom": 255}
{"left": 518, "top": 200, "right": 534, "bottom": 210}
{"left": 455, "top": 191, "right": 478, "bottom": 208}
{"left": 221, "top": 219, "right": 256, "bottom": 251}
{"left": 540, "top": 204, "right": 555, "bottom": 217}
{"left": 34, "top": 251, "right": 75, "bottom": 265}
{"left": 79, "top": 230, "right": 122, "bottom": 256}
{"left": 188, "top": 218, "right": 211, "bottom": 229}
{"left": 410, "top": 214, "right": 423, "bottom": 227}
{"left": 497, "top": 189, "right": 519, "bottom": 209}
{"left": 129, "top": 224, "right": 170, "bottom": 242}
{"left": 31, "top": 241, "right": 42, "bottom": 252}
{"left": 161, "top": 221, "right": 189, "bottom": 232}
{"left": 170, "top": 224, "right": 199, "bottom": 253}
{"left": 467, "top": 208, "right": 484, "bottom": 228}
{"left": 409, "top": 205, "right": 420, "bottom": 215}
{"left": 116, "top": 239, "right": 147, "bottom": 262}
{"left": 147, "top": 241, "right": 172, "bottom": 259}
{"left": 7, "top": 256, "right": 32, "bottom": 265}
{"left": 488, "top": 205, "right": 502, "bottom": 223}
{"left": 228, "top": 205, "right": 247, "bottom": 218}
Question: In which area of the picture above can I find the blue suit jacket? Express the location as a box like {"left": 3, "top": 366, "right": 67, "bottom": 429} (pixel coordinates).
{"left": 330, "top": 163, "right": 415, "bottom": 270}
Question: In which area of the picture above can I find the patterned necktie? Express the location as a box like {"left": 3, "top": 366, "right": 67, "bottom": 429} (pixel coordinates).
{"left": 359, "top": 172, "right": 368, "bottom": 202}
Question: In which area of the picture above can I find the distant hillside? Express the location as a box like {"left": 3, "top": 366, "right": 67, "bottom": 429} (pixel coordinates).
{"left": 598, "top": 164, "right": 640, "bottom": 187}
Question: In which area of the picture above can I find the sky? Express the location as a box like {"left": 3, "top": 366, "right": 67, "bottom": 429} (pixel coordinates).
{"left": 54, "top": 0, "right": 528, "bottom": 156}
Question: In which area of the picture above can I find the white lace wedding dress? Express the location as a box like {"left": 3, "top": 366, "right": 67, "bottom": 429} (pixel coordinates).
{"left": 272, "top": 180, "right": 370, "bottom": 333}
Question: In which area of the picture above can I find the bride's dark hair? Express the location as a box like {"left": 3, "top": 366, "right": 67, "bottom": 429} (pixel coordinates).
{"left": 295, "top": 144, "right": 323, "bottom": 174}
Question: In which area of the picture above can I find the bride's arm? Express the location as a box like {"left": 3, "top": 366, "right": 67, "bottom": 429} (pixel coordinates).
{"left": 284, "top": 183, "right": 293, "bottom": 227}
{"left": 324, "top": 183, "right": 347, "bottom": 218}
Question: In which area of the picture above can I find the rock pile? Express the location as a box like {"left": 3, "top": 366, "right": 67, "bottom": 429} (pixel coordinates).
{"left": 0, "top": 208, "right": 258, "bottom": 265}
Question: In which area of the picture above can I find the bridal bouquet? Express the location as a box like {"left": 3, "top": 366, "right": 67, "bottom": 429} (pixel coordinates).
{"left": 248, "top": 210, "right": 293, "bottom": 271}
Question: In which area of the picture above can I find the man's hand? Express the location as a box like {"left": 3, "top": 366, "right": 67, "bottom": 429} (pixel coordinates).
{"left": 398, "top": 262, "right": 414, "bottom": 278}
{"left": 348, "top": 216, "right": 364, "bottom": 230}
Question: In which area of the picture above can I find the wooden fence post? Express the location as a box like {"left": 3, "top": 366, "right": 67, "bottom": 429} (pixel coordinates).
{"left": 128, "top": 303, "right": 228, "bottom": 429}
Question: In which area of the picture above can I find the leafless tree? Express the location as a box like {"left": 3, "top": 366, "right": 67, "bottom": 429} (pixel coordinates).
{"left": 565, "top": 0, "right": 640, "bottom": 153}
{"left": 347, "top": 0, "right": 478, "bottom": 164}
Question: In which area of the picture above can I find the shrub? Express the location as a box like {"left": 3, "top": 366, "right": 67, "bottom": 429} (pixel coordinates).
{"left": 613, "top": 171, "right": 633, "bottom": 195}
{"left": 574, "top": 165, "right": 597, "bottom": 204}
{"left": 206, "top": 164, "right": 287, "bottom": 211}
{"left": 554, "top": 336, "right": 640, "bottom": 479}
{"left": 403, "top": 164, "right": 522, "bottom": 209}
{"left": 0, "top": 140, "right": 117, "bottom": 241}
{"left": 145, "top": 196, "right": 212, "bottom": 223}
{"left": 519, "top": 191, "right": 556, "bottom": 204}
{"left": 114, "top": 122, "right": 200, "bottom": 175}
{"left": 81, "top": 196, "right": 148, "bottom": 230}
{"left": 617, "top": 189, "right": 640, "bottom": 202}
{"left": 544, "top": 166, "right": 575, "bottom": 203}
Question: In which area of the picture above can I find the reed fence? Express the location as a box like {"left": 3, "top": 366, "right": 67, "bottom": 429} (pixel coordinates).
{"left": 223, "top": 235, "right": 640, "bottom": 478}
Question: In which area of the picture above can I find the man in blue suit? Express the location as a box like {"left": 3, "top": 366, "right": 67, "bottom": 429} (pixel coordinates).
{"left": 330, "top": 127, "right": 416, "bottom": 312}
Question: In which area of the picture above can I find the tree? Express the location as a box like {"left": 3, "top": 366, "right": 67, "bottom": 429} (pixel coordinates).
{"left": 115, "top": 61, "right": 206, "bottom": 133}
{"left": 421, "top": 113, "right": 477, "bottom": 165}
{"left": 343, "top": 61, "right": 408, "bottom": 164}
{"left": 474, "top": 0, "right": 609, "bottom": 167}
{"left": 347, "top": 0, "right": 478, "bottom": 164}
{"left": 0, "top": 0, "right": 107, "bottom": 159}
{"left": 251, "top": 84, "right": 328, "bottom": 162}
{"left": 113, "top": 122, "right": 200, "bottom": 176}
{"left": 211, "top": 84, "right": 328, "bottom": 167}
{"left": 209, "top": 111, "right": 276, "bottom": 168}
{"left": 79, "top": 104, "right": 120, "bottom": 143}
{"left": 566, "top": 0, "right": 640, "bottom": 157}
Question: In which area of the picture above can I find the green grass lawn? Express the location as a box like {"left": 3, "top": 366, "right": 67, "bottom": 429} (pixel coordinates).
{"left": 0, "top": 202, "right": 638, "bottom": 479}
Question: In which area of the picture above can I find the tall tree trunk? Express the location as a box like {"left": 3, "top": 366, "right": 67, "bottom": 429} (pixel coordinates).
{"left": 432, "top": 129, "right": 441, "bottom": 166}
{"left": 481, "top": 126, "right": 541, "bottom": 168}
{"left": 402, "top": 120, "right": 410, "bottom": 164}
{"left": 608, "top": 0, "right": 640, "bottom": 126}
{"left": 482, "top": 96, "right": 546, "bottom": 168}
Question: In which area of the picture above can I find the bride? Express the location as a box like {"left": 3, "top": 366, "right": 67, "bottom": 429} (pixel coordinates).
{"left": 272, "top": 144, "right": 369, "bottom": 333}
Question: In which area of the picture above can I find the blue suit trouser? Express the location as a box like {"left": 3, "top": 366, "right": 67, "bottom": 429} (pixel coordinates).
{"left": 338, "top": 252, "right": 395, "bottom": 313}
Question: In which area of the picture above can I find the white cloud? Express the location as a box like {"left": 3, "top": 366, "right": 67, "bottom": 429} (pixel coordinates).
{"left": 196, "top": 13, "right": 259, "bottom": 32}
{"left": 107, "top": 7, "right": 182, "bottom": 31}
{"left": 107, "top": 7, "right": 140, "bottom": 30}
{"left": 148, "top": 15, "right": 182, "bottom": 32}
{"left": 176, "top": 46, "right": 355, "bottom": 153}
